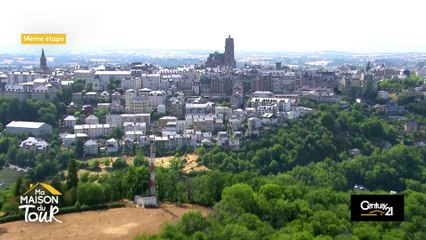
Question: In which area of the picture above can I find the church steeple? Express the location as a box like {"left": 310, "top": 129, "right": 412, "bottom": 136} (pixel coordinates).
{"left": 40, "top": 48, "right": 47, "bottom": 71}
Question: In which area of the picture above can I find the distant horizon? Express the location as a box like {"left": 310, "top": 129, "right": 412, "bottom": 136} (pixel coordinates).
{"left": 2, "top": 0, "right": 426, "bottom": 55}
{"left": 2, "top": 47, "right": 426, "bottom": 56}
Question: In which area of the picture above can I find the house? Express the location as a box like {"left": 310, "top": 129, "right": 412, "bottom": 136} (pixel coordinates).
{"left": 285, "top": 110, "right": 300, "bottom": 120}
{"left": 247, "top": 117, "right": 261, "bottom": 129}
{"left": 100, "top": 91, "right": 110, "bottom": 101}
{"left": 125, "top": 131, "right": 144, "bottom": 141}
{"left": 107, "top": 138, "right": 119, "bottom": 153}
{"left": 148, "top": 90, "right": 167, "bottom": 107}
{"left": 122, "top": 138, "right": 134, "bottom": 151}
{"left": 85, "top": 115, "right": 99, "bottom": 124}
{"left": 81, "top": 105, "right": 93, "bottom": 114}
{"left": 19, "top": 137, "right": 49, "bottom": 152}
{"left": 387, "top": 103, "right": 405, "bottom": 115}
{"left": 159, "top": 116, "right": 178, "bottom": 128}
{"left": 62, "top": 133, "right": 88, "bottom": 147}
{"left": 5, "top": 121, "right": 52, "bottom": 136}
{"left": 84, "top": 140, "right": 98, "bottom": 156}
{"left": 261, "top": 113, "right": 278, "bottom": 125}
{"left": 378, "top": 90, "right": 389, "bottom": 99}
{"left": 215, "top": 106, "right": 232, "bottom": 120}
{"left": 229, "top": 118, "right": 242, "bottom": 131}
{"left": 64, "top": 115, "right": 78, "bottom": 128}
{"left": 201, "top": 138, "right": 212, "bottom": 147}
{"left": 228, "top": 138, "right": 241, "bottom": 151}
{"left": 372, "top": 104, "right": 387, "bottom": 113}
{"left": 185, "top": 102, "right": 215, "bottom": 114}
{"left": 97, "top": 103, "right": 110, "bottom": 109}
{"left": 216, "top": 131, "right": 228, "bottom": 147}
{"left": 157, "top": 104, "right": 166, "bottom": 115}
{"left": 404, "top": 121, "right": 418, "bottom": 132}
{"left": 350, "top": 148, "right": 361, "bottom": 156}
{"left": 67, "top": 102, "right": 76, "bottom": 113}
{"left": 84, "top": 92, "right": 97, "bottom": 101}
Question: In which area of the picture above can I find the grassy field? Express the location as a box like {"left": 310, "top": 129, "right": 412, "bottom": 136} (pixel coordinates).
{"left": 0, "top": 204, "right": 211, "bottom": 240}
{"left": 0, "top": 167, "right": 26, "bottom": 190}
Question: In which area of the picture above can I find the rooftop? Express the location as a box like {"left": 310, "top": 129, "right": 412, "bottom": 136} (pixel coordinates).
{"left": 6, "top": 121, "right": 48, "bottom": 129}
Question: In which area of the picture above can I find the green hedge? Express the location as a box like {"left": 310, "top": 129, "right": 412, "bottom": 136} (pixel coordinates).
{"left": 0, "top": 213, "right": 25, "bottom": 224}
{"left": 0, "top": 202, "right": 125, "bottom": 224}
{"left": 59, "top": 202, "right": 125, "bottom": 215}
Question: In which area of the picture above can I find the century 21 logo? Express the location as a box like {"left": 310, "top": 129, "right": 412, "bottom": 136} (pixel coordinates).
{"left": 360, "top": 200, "right": 393, "bottom": 216}
{"left": 351, "top": 195, "right": 404, "bottom": 221}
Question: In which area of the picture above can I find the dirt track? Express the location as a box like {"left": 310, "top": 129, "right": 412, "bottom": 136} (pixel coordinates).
{"left": 0, "top": 204, "right": 210, "bottom": 240}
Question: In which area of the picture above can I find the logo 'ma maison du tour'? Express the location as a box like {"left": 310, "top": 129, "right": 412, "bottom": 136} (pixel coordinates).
{"left": 19, "top": 183, "right": 62, "bottom": 223}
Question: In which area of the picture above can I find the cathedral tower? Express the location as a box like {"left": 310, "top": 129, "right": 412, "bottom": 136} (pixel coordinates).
{"left": 224, "top": 35, "right": 236, "bottom": 68}
{"left": 40, "top": 48, "right": 47, "bottom": 71}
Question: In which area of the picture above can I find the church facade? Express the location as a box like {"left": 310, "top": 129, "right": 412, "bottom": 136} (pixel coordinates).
{"left": 205, "top": 35, "right": 236, "bottom": 68}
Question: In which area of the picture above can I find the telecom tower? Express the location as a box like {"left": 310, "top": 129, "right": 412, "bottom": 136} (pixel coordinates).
{"left": 134, "top": 142, "right": 158, "bottom": 207}
{"left": 149, "top": 143, "right": 156, "bottom": 196}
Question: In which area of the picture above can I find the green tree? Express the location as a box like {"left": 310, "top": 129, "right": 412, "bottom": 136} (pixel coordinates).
{"left": 178, "top": 211, "right": 210, "bottom": 236}
{"left": 91, "top": 160, "right": 100, "bottom": 171}
{"left": 66, "top": 160, "right": 79, "bottom": 190}
{"left": 74, "top": 138, "right": 84, "bottom": 158}
{"left": 104, "top": 159, "right": 111, "bottom": 167}
{"left": 134, "top": 152, "right": 148, "bottom": 167}
{"left": 112, "top": 158, "right": 128, "bottom": 170}
{"left": 77, "top": 182, "right": 105, "bottom": 205}
{"left": 109, "top": 127, "right": 124, "bottom": 139}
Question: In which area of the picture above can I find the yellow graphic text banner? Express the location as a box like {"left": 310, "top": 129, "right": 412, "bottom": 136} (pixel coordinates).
{"left": 21, "top": 34, "right": 66, "bottom": 44}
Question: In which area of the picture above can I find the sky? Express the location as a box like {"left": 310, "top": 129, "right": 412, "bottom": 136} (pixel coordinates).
{"left": 1, "top": 0, "right": 425, "bottom": 54}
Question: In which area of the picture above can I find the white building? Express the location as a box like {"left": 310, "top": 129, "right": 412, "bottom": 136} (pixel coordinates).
{"left": 215, "top": 106, "right": 232, "bottom": 119}
{"left": 107, "top": 138, "right": 119, "bottom": 153}
{"left": 6, "top": 121, "right": 52, "bottom": 136}
{"left": 8, "top": 71, "right": 40, "bottom": 84}
{"left": 62, "top": 133, "right": 88, "bottom": 147}
{"left": 74, "top": 124, "right": 111, "bottom": 139}
{"left": 261, "top": 113, "right": 278, "bottom": 125}
{"left": 142, "top": 74, "right": 161, "bottom": 90}
{"left": 100, "top": 91, "right": 110, "bottom": 101}
{"left": 90, "top": 71, "right": 132, "bottom": 91}
{"left": 123, "top": 122, "right": 147, "bottom": 134}
{"left": 64, "top": 115, "right": 78, "bottom": 128}
{"left": 229, "top": 118, "right": 242, "bottom": 131}
{"left": 122, "top": 77, "right": 142, "bottom": 91}
{"left": 148, "top": 91, "right": 167, "bottom": 107}
{"left": 19, "top": 137, "right": 49, "bottom": 152}
{"left": 84, "top": 140, "right": 99, "bottom": 155}
{"left": 125, "top": 131, "right": 144, "bottom": 141}
{"left": 73, "top": 69, "right": 94, "bottom": 81}
{"left": 157, "top": 104, "right": 166, "bottom": 115}
{"left": 106, "top": 114, "right": 151, "bottom": 127}
{"left": 216, "top": 131, "right": 229, "bottom": 147}
{"left": 125, "top": 89, "right": 151, "bottom": 113}
{"left": 186, "top": 102, "right": 215, "bottom": 114}
{"left": 85, "top": 115, "right": 99, "bottom": 124}
{"left": 251, "top": 97, "right": 291, "bottom": 112}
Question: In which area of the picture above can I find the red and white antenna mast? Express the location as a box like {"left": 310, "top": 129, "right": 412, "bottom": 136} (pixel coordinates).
{"left": 149, "top": 142, "right": 156, "bottom": 196}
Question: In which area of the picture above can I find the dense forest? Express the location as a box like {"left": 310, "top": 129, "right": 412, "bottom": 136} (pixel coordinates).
{"left": 1, "top": 99, "right": 426, "bottom": 239}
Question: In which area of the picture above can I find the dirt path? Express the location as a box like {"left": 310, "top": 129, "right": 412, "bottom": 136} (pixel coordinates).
{"left": 155, "top": 153, "right": 209, "bottom": 173}
{"left": 0, "top": 204, "right": 210, "bottom": 240}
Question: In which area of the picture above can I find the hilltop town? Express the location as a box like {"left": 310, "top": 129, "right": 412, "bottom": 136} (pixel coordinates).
{"left": 1, "top": 36, "right": 425, "bottom": 163}
{"left": 1, "top": 36, "right": 426, "bottom": 239}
